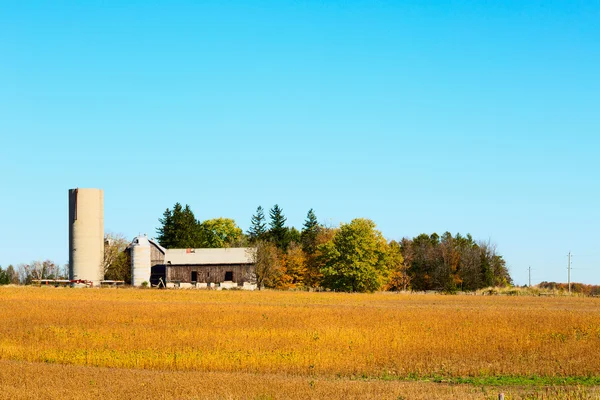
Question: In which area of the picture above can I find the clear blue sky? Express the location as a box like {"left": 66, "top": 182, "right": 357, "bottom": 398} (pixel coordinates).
{"left": 1, "top": 1, "right": 598, "bottom": 286}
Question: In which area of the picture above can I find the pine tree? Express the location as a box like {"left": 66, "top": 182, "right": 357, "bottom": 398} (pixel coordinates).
{"left": 269, "top": 204, "right": 288, "bottom": 250}
{"left": 247, "top": 206, "right": 267, "bottom": 242}
{"left": 301, "top": 208, "right": 319, "bottom": 254}
{"left": 156, "top": 203, "right": 202, "bottom": 248}
{"left": 0, "top": 267, "right": 9, "bottom": 285}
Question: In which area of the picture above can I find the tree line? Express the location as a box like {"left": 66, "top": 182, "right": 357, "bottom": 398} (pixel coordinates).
{"left": 0, "top": 261, "right": 68, "bottom": 285}
{"left": 537, "top": 281, "right": 600, "bottom": 296}
{"left": 0, "top": 203, "right": 513, "bottom": 292}
{"left": 155, "top": 203, "right": 513, "bottom": 292}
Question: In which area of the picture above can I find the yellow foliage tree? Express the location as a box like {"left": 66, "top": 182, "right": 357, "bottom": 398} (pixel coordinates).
{"left": 275, "top": 243, "right": 307, "bottom": 290}
{"left": 384, "top": 240, "right": 410, "bottom": 291}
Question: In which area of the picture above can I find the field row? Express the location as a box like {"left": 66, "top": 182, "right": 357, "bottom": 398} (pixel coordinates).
{"left": 2, "top": 359, "right": 600, "bottom": 400}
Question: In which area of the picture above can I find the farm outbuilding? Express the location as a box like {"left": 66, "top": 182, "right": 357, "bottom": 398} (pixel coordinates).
{"left": 129, "top": 236, "right": 257, "bottom": 289}
{"left": 68, "top": 188, "right": 104, "bottom": 285}
{"left": 67, "top": 189, "right": 257, "bottom": 289}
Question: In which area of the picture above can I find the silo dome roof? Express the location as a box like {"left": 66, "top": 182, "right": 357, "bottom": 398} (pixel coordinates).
{"left": 132, "top": 235, "right": 150, "bottom": 246}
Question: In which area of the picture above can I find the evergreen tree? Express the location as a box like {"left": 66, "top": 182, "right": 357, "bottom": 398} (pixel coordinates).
{"left": 269, "top": 204, "right": 287, "bottom": 250}
{"left": 247, "top": 206, "right": 267, "bottom": 242}
{"left": 286, "top": 226, "right": 301, "bottom": 246}
{"left": 0, "top": 267, "right": 9, "bottom": 285}
{"left": 156, "top": 203, "right": 202, "bottom": 248}
{"left": 301, "top": 208, "right": 320, "bottom": 254}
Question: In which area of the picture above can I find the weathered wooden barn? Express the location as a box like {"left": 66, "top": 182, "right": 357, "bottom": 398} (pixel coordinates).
{"left": 139, "top": 239, "right": 256, "bottom": 289}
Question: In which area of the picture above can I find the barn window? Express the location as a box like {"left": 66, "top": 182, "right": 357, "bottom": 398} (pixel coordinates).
{"left": 224, "top": 271, "right": 233, "bottom": 281}
{"left": 191, "top": 271, "right": 197, "bottom": 282}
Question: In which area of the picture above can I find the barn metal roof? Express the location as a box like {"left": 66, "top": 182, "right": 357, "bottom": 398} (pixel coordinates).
{"left": 164, "top": 247, "right": 255, "bottom": 265}
{"left": 148, "top": 238, "right": 167, "bottom": 254}
{"left": 128, "top": 236, "right": 168, "bottom": 254}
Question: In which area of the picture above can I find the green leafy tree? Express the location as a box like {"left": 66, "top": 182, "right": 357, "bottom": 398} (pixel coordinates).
{"left": 247, "top": 206, "right": 267, "bottom": 242}
{"left": 199, "top": 218, "right": 243, "bottom": 248}
{"left": 156, "top": 203, "right": 202, "bottom": 248}
{"left": 319, "top": 218, "right": 389, "bottom": 293}
{"left": 479, "top": 240, "right": 512, "bottom": 287}
{"left": 268, "top": 204, "right": 288, "bottom": 250}
{"left": 304, "top": 226, "right": 337, "bottom": 288}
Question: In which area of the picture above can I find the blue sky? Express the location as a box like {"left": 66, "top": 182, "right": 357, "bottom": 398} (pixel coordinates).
{"left": 1, "top": 1, "right": 598, "bottom": 285}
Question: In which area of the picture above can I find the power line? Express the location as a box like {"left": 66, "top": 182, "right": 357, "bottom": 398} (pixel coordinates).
{"left": 568, "top": 252, "right": 572, "bottom": 294}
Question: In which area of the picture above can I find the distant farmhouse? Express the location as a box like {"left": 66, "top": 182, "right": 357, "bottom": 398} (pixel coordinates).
{"left": 68, "top": 187, "right": 256, "bottom": 289}
{"left": 128, "top": 236, "right": 257, "bottom": 289}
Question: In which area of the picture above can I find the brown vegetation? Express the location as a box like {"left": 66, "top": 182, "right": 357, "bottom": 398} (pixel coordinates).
{"left": 0, "top": 287, "right": 599, "bottom": 398}
{"left": 2, "top": 359, "right": 598, "bottom": 400}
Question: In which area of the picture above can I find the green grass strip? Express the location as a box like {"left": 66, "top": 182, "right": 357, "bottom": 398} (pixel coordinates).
{"left": 363, "top": 373, "right": 600, "bottom": 387}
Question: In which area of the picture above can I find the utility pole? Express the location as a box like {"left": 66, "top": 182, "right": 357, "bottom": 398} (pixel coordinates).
{"left": 528, "top": 266, "right": 531, "bottom": 288}
{"left": 568, "top": 251, "right": 572, "bottom": 294}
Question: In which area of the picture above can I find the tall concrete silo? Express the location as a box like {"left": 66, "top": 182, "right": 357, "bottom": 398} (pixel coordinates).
{"left": 131, "top": 235, "right": 151, "bottom": 286}
{"left": 68, "top": 188, "right": 104, "bottom": 285}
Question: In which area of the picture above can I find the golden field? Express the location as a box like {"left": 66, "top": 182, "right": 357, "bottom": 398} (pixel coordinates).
{"left": 0, "top": 287, "right": 599, "bottom": 399}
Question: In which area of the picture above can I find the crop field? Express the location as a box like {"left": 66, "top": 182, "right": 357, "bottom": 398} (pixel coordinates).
{"left": 0, "top": 287, "right": 599, "bottom": 399}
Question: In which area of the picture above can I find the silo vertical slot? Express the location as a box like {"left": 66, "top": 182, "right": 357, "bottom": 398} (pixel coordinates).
{"left": 73, "top": 189, "right": 78, "bottom": 221}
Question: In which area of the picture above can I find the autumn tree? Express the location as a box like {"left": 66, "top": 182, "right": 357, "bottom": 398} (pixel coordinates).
{"left": 252, "top": 240, "right": 280, "bottom": 290}
{"left": 401, "top": 232, "right": 512, "bottom": 292}
{"left": 103, "top": 233, "right": 129, "bottom": 274}
{"left": 275, "top": 242, "right": 307, "bottom": 290}
{"left": 437, "top": 232, "right": 462, "bottom": 293}
{"left": 384, "top": 240, "right": 410, "bottom": 291}
{"left": 402, "top": 233, "right": 440, "bottom": 291}
{"left": 319, "top": 218, "right": 389, "bottom": 293}
{"left": 103, "top": 233, "right": 131, "bottom": 283}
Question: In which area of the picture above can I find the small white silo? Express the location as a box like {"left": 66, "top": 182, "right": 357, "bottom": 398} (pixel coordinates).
{"left": 69, "top": 188, "right": 104, "bottom": 285}
{"left": 131, "top": 235, "right": 151, "bottom": 287}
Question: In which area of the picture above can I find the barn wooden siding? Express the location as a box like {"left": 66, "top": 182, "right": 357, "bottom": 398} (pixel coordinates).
{"left": 150, "top": 243, "right": 165, "bottom": 266}
{"left": 166, "top": 264, "right": 256, "bottom": 285}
